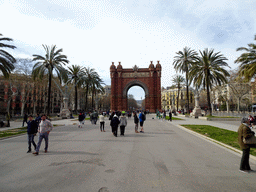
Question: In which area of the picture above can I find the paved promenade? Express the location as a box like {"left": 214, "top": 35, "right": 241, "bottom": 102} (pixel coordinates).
{"left": 0, "top": 115, "right": 255, "bottom": 192}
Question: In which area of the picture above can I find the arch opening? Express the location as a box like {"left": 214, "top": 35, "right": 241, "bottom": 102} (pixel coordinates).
{"left": 127, "top": 86, "right": 145, "bottom": 111}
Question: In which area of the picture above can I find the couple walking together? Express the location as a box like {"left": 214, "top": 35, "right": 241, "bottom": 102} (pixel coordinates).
{"left": 26, "top": 114, "right": 53, "bottom": 156}
{"left": 110, "top": 113, "right": 127, "bottom": 137}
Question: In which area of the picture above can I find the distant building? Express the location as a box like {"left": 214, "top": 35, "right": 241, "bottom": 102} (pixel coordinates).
{"left": 161, "top": 87, "right": 195, "bottom": 111}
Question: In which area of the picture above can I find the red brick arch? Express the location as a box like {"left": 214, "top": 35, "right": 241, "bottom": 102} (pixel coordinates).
{"left": 110, "top": 61, "right": 162, "bottom": 113}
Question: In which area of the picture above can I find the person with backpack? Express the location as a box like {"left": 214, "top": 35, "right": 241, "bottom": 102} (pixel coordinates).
{"left": 133, "top": 112, "right": 139, "bottom": 133}
{"left": 110, "top": 114, "right": 120, "bottom": 137}
{"left": 119, "top": 112, "right": 127, "bottom": 136}
{"left": 139, "top": 111, "right": 146, "bottom": 133}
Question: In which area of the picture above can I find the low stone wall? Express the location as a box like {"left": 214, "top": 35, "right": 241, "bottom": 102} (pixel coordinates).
{"left": 198, "top": 116, "right": 241, "bottom": 121}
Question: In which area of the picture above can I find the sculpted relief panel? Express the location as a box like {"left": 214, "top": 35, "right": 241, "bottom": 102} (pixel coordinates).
{"left": 122, "top": 72, "right": 150, "bottom": 78}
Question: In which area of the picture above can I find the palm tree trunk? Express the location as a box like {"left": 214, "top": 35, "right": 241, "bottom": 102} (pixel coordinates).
{"left": 186, "top": 74, "right": 189, "bottom": 113}
{"left": 92, "top": 88, "right": 94, "bottom": 110}
{"left": 85, "top": 84, "right": 89, "bottom": 111}
{"left": 47, "top": 73, "right": 52, "bottom": 116}
{"left": 206, "top": 84, "right": 211, "bottom": 116}
{"left": 177, "top": 87, "right": 180, "bottom": 111}
{"left": 75, "top": 82, "right": 78, "bottom": 114}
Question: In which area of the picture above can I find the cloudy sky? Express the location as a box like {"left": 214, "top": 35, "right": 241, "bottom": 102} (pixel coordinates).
{"left": 1, "top": 0, "right": 256, "bottom": 100}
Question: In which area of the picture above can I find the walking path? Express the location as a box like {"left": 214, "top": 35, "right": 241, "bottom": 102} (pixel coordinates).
{"left": 1, "top": 114, "right": 255, "bottom": 192}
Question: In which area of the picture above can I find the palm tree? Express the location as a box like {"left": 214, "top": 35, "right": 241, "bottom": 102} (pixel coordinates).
{"left": 235, "top": 35, "right": 256, "bottom": 82}
{"left": 172, "top": 75, "right": 185, "bottom": 111}
{"left": 90, "top": 77, "right": 105, "bottom": 110}
{"left": 32, "top": 45, "right": 69, "bottom": 115}
{"left": 66, "top": 65, "right": 86, "bottom": 113}
{"left": 173, "top": 47, "right": 198, "bottom": 113}
{"left": 189, "top": 48, "right": 230, "bottom": 116}
{"left": 0, "top": 34, "right": 16, "bottom": 78}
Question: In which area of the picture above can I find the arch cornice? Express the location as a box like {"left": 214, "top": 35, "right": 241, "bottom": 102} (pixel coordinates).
{"left": 123, "top": 80, "right": 149, "bottom": 97}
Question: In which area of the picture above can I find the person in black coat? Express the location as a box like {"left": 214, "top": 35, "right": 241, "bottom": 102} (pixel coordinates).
{"left": 169, "top": 111, "right": 172, "bottom": 121}
{"left": 27, "top": 115, "right": 38, "bottom": 153}
{"left": 134, "top": 112, "right": 139, "bottom": 133}
{"left": 110, "top": 115, "right": 120, "bottom": 137}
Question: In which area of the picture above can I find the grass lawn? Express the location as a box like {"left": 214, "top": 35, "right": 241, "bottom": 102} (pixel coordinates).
{"left": 181, "top": 124, "right": 256, "bottom": 156}
{"left": 0, "top": 127, "right": 27, "bottom": 138}
{"left": 165, "top": 116, "right": 183, "bottom": 120}
{"left": 71, "top": 118, "right": 90, "bottom": 121}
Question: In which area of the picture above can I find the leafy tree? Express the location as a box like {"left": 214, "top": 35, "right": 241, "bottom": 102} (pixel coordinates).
{"left": 173, "top": 47, "right": 198, "bottom": 113}
{"left": 0, "top": 34, "right": 16, "bottom": 78}
{"left": 32, "top": 45, "right": 69, "bottom": 115}
{"left": 172, "top": 75, "right": 185, "bottom": 111}
{"left": 235, "top": 35, "right": 256, "bottom": 82}
{"left": 189, "top": 48, "right": 230, "bottom": 115}
{"left": 66, "top": 65, "right": 85, "bottom": 113}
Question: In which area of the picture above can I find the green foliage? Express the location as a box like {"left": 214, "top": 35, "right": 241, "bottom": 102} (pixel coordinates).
{"left": 0, "top": 34, "right": 16, "bottom": 78}
{"left": 189, "top": 48, "right": 230, "bottom": 115}
{"left": 235, "top": 35, "right": 256, "bottom": 82}
{"left": 181, "top": 124, "right": 256, "bottom": 156}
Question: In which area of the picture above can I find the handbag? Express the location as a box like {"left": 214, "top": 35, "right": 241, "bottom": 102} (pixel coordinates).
{"left": 243, "top": 136, "right": 256, "bottom": 144}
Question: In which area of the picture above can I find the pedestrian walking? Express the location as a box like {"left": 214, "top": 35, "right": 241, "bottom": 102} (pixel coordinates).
{"left": 35, "top": 113, "right": 41, "bottom": 126}
{"left": 26, "top": 115, "right": 38, "bottom": 153}
{"left": 78, "top": 113, "right": 84, "bottom": 128}
{"left": 238, "top": 118, "right": 255, "bottom": 173}
{"left": 22, "top": 113, "right": 28, "bottom": 127}
{"left": 99, "top": 113, "right": 105, "bottom": 132}
{"left": 119, "top": 113, "right": 127, "bottom": 136}
{"left": 133, "top": 112, "right": 139, "bottom": 133}
{"left": 110, "top": 114, "right": 120, "bottom": 137}
{"left": 163, "top": 111, "right": 166, "bottom": 121}
{"left": 33, "top": 114, "right": 53, "bottom": 155}
{"left": 169, "top": 111, "right": 172, "bottom": 121}
{"left": 139, "top": 111, "right": 146, "bottom": 133}
{"left": 92, "top": 111, "right": 98, "bottom": 125}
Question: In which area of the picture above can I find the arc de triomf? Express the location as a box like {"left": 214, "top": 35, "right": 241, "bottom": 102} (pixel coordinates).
{"left": 110, "top": 61, "right": 162, "bottom": 113}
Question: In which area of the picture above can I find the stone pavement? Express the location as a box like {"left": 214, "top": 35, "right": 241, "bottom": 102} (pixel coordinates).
{"left": 0, "top": 114, "right": 256, "bottom": 192}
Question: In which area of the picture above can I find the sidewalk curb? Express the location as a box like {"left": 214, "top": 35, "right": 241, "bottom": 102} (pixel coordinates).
{"left": 176, "top": 124, "right": 256, "bottom": 162}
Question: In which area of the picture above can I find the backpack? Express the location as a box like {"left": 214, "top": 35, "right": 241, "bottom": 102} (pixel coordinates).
{"left": 142, "top": 114, "right": 146, "bottom": 121}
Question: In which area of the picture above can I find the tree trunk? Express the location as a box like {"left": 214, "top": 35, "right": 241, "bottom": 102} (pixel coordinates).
{"left": 237, "top": 98, "right": 241, "bottom": 112}
{"left": 75, "top": 83, "right": 78, "bottom": 114}
{"left": 186, "top": 72, "right": 189, "bottom": 114}
{"left": 91, "top": 88, "right": 94, "bottom": 110}
{"left": 177, "top": 87, "right": 180, "bottom": 111}
{"left": 47, "top": 73, "right": 52, "bottom": 116}
{"left": 206, "top": 84, "right": 211, "bottom": 116}
{"left": 85, "top": 84, "right": 89, "bottom": 111}
{"left": 21, "top": 102, "right": 25, "bottom": 116}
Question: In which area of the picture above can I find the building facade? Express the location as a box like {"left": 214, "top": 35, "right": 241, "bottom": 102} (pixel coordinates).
{"left": 161, "top": 87, "right": 195, "bottom": 111}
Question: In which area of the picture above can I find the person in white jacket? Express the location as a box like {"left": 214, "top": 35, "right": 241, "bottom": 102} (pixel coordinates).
{"left": 99, "top": 113, "right": 105, "bottom": 132}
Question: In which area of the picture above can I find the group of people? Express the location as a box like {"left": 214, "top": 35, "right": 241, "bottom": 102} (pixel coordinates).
{"left": 26, "top": 114, "right": 53, "bottom": 156}
{"left": 105, "top": 111, "right": 146, "bottom": 137}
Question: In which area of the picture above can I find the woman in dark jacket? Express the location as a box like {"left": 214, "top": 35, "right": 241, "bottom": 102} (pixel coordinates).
{"left": 110, "top": 115, "right": 120, "bottom": 137}
{"left": 238, "top": 118, "right": 255, "bottom": 173}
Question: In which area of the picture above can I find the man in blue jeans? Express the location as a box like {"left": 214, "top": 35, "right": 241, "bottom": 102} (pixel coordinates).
{"left": 27, "top": 115, "right": 38, "bottom": 153}
{"left": 33, "top": 114, "right": 53, "bottom": 155}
